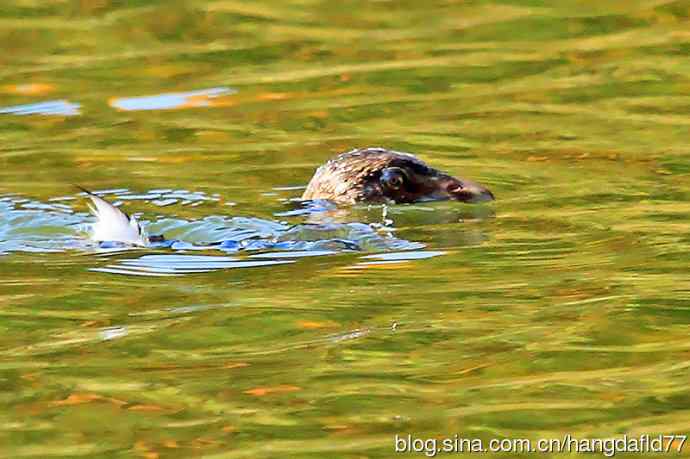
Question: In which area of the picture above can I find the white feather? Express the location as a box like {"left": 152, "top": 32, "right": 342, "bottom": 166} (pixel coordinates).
{"left": 81, "top": 190, "right": 147, "bottom": 246}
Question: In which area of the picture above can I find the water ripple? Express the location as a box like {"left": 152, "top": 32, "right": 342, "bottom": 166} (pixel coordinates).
{"left": 109, "top": 87, "right": 236, "bottom": 111}
{"left": 0, "top": 191, "right": 436, "bottom": 275}
{"left": 0, "top": 99, "right": 80, "bottom": 116}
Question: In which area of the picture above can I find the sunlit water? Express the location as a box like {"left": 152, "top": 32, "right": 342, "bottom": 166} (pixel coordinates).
{"left": 1, "top": 189, "right": 433, "bottom": 275}
{"left": 2, "top": 0, "right": 690, "bottom": 457}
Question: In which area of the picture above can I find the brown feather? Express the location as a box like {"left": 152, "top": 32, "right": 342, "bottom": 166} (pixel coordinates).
{"left": 302, "top": 147, "right": 433, "bottom": 203}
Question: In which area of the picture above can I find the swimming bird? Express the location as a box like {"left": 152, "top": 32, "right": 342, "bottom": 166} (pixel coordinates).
{"left": 80, "top": 147, "right": 493, "bottom": 245}
{"left": 302, "top": 147, "right": 494, "bottom": 204}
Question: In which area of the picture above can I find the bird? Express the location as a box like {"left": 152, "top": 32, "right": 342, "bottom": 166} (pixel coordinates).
{"left": 77, "top": 186, "right": 148, "bottom": 247}
{"left": 80, "top": 147, "right": 493, "bottom": 245}
{"left": 302, "top": 147, "right": 494, "bottom": 204}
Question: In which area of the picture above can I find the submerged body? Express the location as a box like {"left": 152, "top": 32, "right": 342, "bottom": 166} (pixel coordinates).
{"left": 302, "top": 147, "right": 493, "bottom": 204}
{"left": 81, "top": 147, "right": 493, "bottom": 246}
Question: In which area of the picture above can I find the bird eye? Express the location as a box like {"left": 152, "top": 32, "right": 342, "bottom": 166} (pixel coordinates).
{"left": 380, "top": 167, "right": 406, "bottom": 191}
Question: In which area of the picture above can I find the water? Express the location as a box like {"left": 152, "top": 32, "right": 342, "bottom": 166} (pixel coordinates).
{"left": 1, "top": 1, "right": 690, "bottom": 457}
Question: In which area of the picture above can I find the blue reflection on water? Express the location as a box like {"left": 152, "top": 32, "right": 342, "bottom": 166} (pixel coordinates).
{"left": 0, "top": 190, "right": 439, "bottom": 276}
{"left": 0, "top": 100, "right": 81, "bottom": 116}
{"left": 109, "top": 87, "right": 235, "bottom": 111}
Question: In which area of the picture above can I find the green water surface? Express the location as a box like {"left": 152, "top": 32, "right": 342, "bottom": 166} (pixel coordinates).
{"left": 1, "top": 0, "right": 690, "bottom": 457}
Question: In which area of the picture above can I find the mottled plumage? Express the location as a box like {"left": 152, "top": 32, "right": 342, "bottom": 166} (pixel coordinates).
{"left": 302, "top": 147, "right": 493, "bottom": 204}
